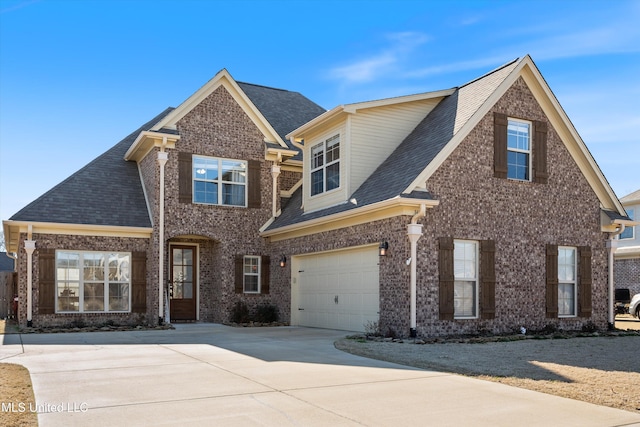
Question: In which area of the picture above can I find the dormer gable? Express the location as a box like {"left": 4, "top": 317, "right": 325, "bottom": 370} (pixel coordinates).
{"left": 288, "top": 89, "right": 454, "bottom": 213}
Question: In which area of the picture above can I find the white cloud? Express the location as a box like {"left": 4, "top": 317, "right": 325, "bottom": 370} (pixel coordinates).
{"left": 327, "top": 31, "right": 430, "bottom": 84}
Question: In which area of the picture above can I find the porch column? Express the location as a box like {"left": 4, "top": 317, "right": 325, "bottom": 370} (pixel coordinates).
{"left": 158, "top": 149, "right": 169, "bottom": 324}
{"left": 271, "top": 164, "right": 281, "bottom": 217}
{"left": 24, "top": 239, "right": 36, "bottom": 327}
{"left": 407, "top": 223, "right": 423, "bottom": 338}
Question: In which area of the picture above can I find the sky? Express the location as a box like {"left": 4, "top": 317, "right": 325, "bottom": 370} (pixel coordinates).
{"left": 0, "top": 0, "right": 639, "bottom": 228}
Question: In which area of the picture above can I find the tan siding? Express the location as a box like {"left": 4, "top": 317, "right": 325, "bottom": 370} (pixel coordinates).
{"left": 350, "top": 99, "right": 441, "bottom": 194}
{"left": 304, "top": 124, "right": 347, "bottom": 213}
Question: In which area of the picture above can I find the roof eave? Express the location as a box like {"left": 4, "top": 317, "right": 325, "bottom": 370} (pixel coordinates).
{"left": 124, "top": 131, "right": 181, "bottom": 161}
{"left": 2, "top": 220, "right": 153, "bottom": 252}
{"left": 261, "top": 197, "right": 439, "bottom": 241}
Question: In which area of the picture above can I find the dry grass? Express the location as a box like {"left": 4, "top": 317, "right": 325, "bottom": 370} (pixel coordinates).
{"left": 0, "top": 364, "right": 38, "bottom": 427}
{"left": 336, "top": 331, "right": 640, "bottom": 413}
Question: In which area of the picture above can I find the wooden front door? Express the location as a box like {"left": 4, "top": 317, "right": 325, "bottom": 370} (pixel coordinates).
{"left": 170, "top": 246, "right": 197, "bottom": 321}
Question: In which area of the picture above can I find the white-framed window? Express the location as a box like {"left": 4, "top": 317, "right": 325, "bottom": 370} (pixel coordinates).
{"left": 453, "top": 240, "right": 478, "bottom": 318}
{"left": 507, "top": 119, "right": 531, "bottom": 181}
{"left": 56, "top": 251, "right": 131, "bottom": 313}
{"left": 193, "top": 156, "right": 247, "bottom": 206}
{"left": 558, "top": 246, "right": 577, "bottom": 317}
{"left": 243, "top": 256, "right": 261, "bottom": 293}
{"left": 620, "top": 208, "right": 635, "bottom": 239}
{"left": 310, "top": 134, "right": 340, "bottom": 196}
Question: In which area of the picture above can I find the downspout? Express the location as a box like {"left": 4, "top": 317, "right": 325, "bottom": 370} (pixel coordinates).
{"left": 158, "top": 139, "right": 169, "bottom": 324}
{"left": 24, "top": 225, "right": 35, "bottom": 327}
{"left": 407, "top": 204, "right": 426, "bottom": 338}
{"left": 271, "top": 153, "right": 282, "bottom": 217}
{"left": 607, "top": 224, "right": 625, "bottom": 329}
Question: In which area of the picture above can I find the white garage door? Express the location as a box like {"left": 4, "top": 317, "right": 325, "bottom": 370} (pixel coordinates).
{"left": 293, "top": 246, "right": 379, "bottom": 332}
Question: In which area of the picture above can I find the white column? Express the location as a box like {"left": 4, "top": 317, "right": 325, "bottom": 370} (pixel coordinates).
{"left": 158, "top": 150, "right": 168, "bottom": 323}
{"left": 271, "top": 164, "right": 281, "bottom": 217}
{"left": 24, "top": 240, "right": 36, "bottom": 327}
{"left": 407, "top": 223, "right": 423, "bottom": 337}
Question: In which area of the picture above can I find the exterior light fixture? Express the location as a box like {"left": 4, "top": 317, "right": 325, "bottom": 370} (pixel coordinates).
{"left": 379, "top": 241, "right": 389, "bottom": 256}
{"left": 279, "top": 255, "right": 287, "bottom": 268}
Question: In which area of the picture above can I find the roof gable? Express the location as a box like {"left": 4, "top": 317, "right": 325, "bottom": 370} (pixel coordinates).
{"left": 149, "top": 70, "right": 325, "bottom": 154}
{"left": 404, "top": 55, "right": 624, "bottom": 214}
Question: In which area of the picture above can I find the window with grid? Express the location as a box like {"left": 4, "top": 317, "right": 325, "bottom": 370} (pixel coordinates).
{"left": 243, "top": 256, "right": 260, "bottom": 293}
{"left": 310, "top": 134, "right": 340, "bottom": 196}
{"left": 558, "top": 246, "right": 577, "bottom": 317}
{"left": 507, "top": 119, "right": 531, "bottom": 181}
{"left": 453, "top": 240, "right": 478, "bottom": 318}
{"left": 193, "top": 156, "right": 246, "bottom": 206}
{"left": 56, "top": 251, "right": 131, "bottom": 313}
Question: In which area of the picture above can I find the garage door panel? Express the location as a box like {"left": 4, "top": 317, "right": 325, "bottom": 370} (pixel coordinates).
{"left": 295, "top": 246, "right": 379, "bottom": 332}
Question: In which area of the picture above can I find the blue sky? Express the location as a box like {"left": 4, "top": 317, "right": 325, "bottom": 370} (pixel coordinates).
{"left": 0, "top": 0, "right": 639, "bottom": 225}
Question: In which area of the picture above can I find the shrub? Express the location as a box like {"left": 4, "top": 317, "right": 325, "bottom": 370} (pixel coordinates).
{"left": 254, "top": 304, "right": 279, "bottom": 323}
{"left": 231, "top": 301, "right": 251, "bottom": 323}
{"left": 581, "top": 321, "right": 598, "bottom": 333}
{"left": 364, "top": 320, "right": 381, "bottom": 337}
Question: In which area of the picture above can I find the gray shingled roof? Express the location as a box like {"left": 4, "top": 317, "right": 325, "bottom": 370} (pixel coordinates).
{"left": 267, "top": 59, "right": 519, "bottom": 231}
{"left": 0, "top": 252, "right": 15, "bottom": 271}
{"left": 10, "top": 108, "right": 174, "bottom": 228}
{"left": 237, "top": 82, "right": 326, "bottom": 157}
{"left": 603, "top": 209, "right": 633, "bottom": 222}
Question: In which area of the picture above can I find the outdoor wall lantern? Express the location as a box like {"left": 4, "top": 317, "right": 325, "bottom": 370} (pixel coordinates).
{"left": 378, "top": 241, "right": 389, "bottom": 256}
{"left": 279, "top": 255, "right": 287, "bottom": 268}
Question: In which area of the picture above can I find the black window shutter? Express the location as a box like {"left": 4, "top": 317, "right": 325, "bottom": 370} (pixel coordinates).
{"left": 247, "top": 160, "right": 261, "bottom": 208}
{"left": 578, "top": 246, "right": 592, "bottom": 317}
{"left": 178, "top": 152, "right": 193, "bottom": 204}
{"left": 132, "top": 251, "right": 147, "bottom": 313}
{"left": 545, "top": 244, "right": 559, "bottom": 318}
{"left": 494, "top": 112, "right": 508, "bottom": 179}
{"left": 235, "top": 255, "right": 244, "bottom": 293}
{"left": 533, "top": 120, "right": 548, "bottom": 184}
{"left": 439, "top": 237, "right": 455, "bottom": 320}
{"left": 261, "top": 256, "right": 270, "bottom": 294}
{"left": 480, "top": 240, "right": 496, "bottom": 320}
{"left": 38, "top": 249, "right": 56, "bottom": 315}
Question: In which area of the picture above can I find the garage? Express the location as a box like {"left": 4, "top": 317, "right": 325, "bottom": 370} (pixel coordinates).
{"left": 292, "top": 245, "right": 379, "bottom": 332}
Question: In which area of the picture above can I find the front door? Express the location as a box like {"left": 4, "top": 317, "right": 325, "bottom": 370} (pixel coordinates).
{"left": 170, "top": 246, "right": 197, "bottom": 321}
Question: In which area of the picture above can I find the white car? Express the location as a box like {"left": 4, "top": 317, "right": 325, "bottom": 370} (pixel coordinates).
{"left": 630, "top": 293, "right": 640, "bottom": 319}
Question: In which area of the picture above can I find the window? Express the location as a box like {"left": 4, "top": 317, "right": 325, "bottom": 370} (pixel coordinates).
{"left": 243, "top": 256, "right": 260, "bottom": 293}
{"left": 558, "top": 246, "right": 577, "bottom": 317}
{"left": 507, "top": 119, "right": 531, "bottom": 181}
{"left": 193, "top": 156, "right": 246, "bottom": 206}
{"left": 453, "top": 240, "right": 478, "bottom": 318}
{"left": 620, "top": 208, "right": 635, "bottom": 239}
{"left": 56, "top": 251, "right": 131, "bottom": 313}
{"left": 310, "top": 134, "right": 340, "bottom": 196}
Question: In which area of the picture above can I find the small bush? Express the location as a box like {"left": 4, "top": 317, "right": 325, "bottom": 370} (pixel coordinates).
{"left": 364, "top": 320, "right": 381, "bottom": 337}
{"left": 70, "top": 319, "right": 86, "bottom": 329}
{"left": 541, "top": 323, "right": 558, "bottom": 334}
{"left": 581, "top": 321, "right": 598, "bottom": 333}
{"left": 254, "top": 304, "right": 279, "bottom": 323}
{"left": 231, "top": 301, "right": 251, "bottom": 324}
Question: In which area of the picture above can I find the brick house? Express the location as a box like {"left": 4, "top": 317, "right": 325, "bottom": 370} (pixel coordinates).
{"left": 614, "top": 189, "right": 640, "bottom": 298}
{"left": 3, "top": 56, "right": 634, "bottom": 336}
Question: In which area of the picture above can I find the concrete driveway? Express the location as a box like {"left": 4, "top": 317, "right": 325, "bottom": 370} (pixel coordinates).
{"left": 1, "top": 324, "right": 639, "bottom": 427}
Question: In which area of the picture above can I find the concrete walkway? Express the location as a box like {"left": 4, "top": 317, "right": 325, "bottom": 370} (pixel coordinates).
{"left": 1, "top": 324, "right": 639, "bottom": 426}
